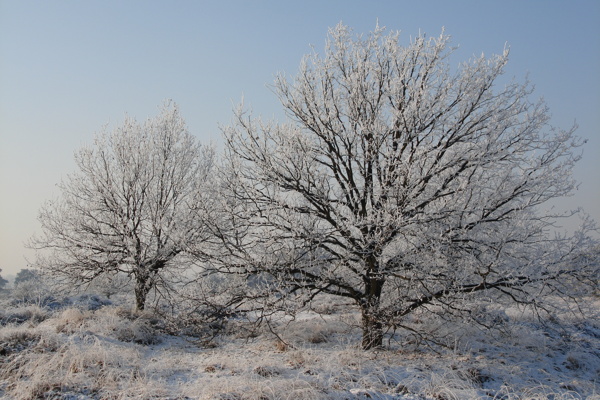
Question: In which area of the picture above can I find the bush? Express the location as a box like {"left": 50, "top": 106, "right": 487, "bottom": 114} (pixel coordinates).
{"left": 115, "top": 318, "right": 161, "bottom": 345}
{"left": 0, "top": 305, "right": 49, "bottom": 326}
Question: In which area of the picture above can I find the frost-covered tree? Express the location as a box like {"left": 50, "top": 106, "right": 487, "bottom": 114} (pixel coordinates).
{"left": 10, "top": 268, "right": 50, "bottom": 305}
{"left": 0, "top": 269, "right": 8, "bottom": 291}
{"left": 220, "top": 24, "right": 598, "bottom": 349}
{"left": 31, "top": 101, "right": 214, "bottom": 311}
{"left": 14, "top": 268, "right": 38, "bottom": 286}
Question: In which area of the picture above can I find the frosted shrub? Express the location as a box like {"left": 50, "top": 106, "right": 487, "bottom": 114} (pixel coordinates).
{"left": 10, "top": 278, "right": 53, "bottom": 307}
{"left": 54, "top": 308, "right": 89, "bottom": 334}
{"left": 77, "top": 305, "right": 163, "bottom": 345}
{"left": 69, "top": 293, "right": 112, "bottom": 311}
{"left": 0, "top": 325, "right": 41, "bottom": 355}
{"left": 115, "top": 318, "right": 161, "bottom": 345}
{"left": 422, "top": 370, "right": 481, "bottom": 400}
{"left": 285, "top": 318, "right": 335, "bottom": 345}
{"left": 0, "top": 304, "right": 49, "bottom": 326}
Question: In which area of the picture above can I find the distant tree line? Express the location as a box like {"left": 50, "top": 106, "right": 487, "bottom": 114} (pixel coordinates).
{"left": 0, "top": 268, "right": 40, "bottom": 290}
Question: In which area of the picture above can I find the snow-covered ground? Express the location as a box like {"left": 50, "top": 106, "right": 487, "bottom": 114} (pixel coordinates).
{"left": 0, "top": 291, "right": 598, "bottom": 399}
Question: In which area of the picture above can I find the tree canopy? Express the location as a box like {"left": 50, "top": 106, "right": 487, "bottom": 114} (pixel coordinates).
{"left": 30, "top": 102, "right": 215, "bottom": 310}
{"left": 14, "top": 269, "right": 38, "bottom": 286}
{"left": 219, "top": 24, "right": 598, "bottom": 349}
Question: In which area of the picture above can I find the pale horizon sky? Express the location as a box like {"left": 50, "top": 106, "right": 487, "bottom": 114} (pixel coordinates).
{"left": 1, "top": 1, "right": 599, "bottom": 277}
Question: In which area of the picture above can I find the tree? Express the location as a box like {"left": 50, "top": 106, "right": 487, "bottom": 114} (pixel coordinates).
{"left": 31, "top": 101, "right": 214, "bottom": 311}
{"left": 14, "top": 269, "right": 38, "bottom": 286}
{"left": 11, "top": 268, "right": 50, "bottom": 305}
{"left": 0, "top": 269, "right": 8, "bottom": 291}
{"left": 220, "top": 24, "right": 598, "bottom": 349}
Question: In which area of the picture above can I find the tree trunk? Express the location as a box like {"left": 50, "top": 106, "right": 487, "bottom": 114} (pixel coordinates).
{"left": 361, "top": 254, "right": 385, "bottom": 350}
{"left": 134, "top": 274, "right": 151, "bottom": 311}
{"left": 361, "top": 306, "right": 383, "bottom": 349}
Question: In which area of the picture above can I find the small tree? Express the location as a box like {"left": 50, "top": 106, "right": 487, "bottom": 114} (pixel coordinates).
{"left": 11, "top": 268, "right": 51, "bottom": 305}
{"left": 0, "top": 269, "right": 8, "bottom": 291}
{"left": 14, "top": 269, "right": 38, "bottom": 286}
{"left": 31, "top": 101, "right": 214, "bottom": 311}
{"left": 220, "top": 24, "right": 598, "bottom": 349}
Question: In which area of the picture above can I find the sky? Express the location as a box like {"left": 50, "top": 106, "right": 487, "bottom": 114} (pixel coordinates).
{"left": 1, "top": 0, "right": 599, "bottom": 277}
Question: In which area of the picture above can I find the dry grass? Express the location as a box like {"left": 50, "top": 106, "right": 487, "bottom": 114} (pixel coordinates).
{"left": 0, "top": 295, "right": 598, "bottom": 399}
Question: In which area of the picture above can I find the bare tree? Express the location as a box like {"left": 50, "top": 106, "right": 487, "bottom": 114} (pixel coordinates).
{"left": 220, "top": 24, "right": 598, "bottom": 349}
{"left": 31, "top": 101, "right": 214, "bottom": 311}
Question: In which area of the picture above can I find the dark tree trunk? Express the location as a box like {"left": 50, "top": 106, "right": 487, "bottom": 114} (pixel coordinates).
{"left": 361, "top": 254, "right": 385, "bottom": 350}
{"left": 361, "top": 306, "right": 383, "bottom": 349}
{"left": 134, "top": 273, "right": 151, "bottom": 311}
{"left": 133, "top": 261, "right": 165, "bottom": 311}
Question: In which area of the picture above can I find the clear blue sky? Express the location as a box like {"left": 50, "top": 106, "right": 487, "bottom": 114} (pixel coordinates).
{"left": 1, "top": 0, "right": 599, "bottom": 277}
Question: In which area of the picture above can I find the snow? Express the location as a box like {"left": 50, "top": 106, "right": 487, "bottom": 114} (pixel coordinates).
{"left": 0, "top": 291, "right": 598, "bottom": 399}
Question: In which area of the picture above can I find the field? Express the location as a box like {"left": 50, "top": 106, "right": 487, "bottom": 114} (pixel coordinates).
{"left": 0, "top": 289, "right": 599, "bottom": 400}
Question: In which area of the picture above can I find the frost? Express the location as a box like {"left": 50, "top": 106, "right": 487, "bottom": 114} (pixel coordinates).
{"left": 216, "top": 23, "right": 599, "bottom": 350}
{"left": 0, "top": 293, "right": 597, "bottom": 399}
